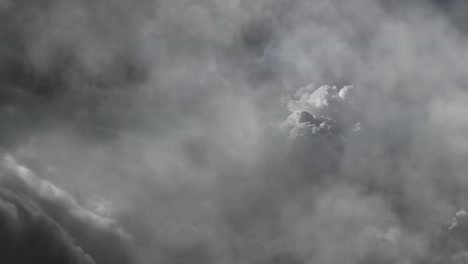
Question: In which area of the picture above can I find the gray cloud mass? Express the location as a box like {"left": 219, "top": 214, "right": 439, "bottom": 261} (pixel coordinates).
{"left": 1, "top": 0, "right": 468, "bottom": 263}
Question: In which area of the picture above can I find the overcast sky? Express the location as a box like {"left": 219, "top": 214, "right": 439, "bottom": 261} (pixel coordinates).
{"left": 1, "top": 0, "right": 468, "bottom": 263}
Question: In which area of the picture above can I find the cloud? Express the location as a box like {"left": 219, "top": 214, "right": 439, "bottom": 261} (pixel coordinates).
{"left": 2, "top": 0, "right": 468, "bottom": 264}
{"left": 0, "top": 190, "right": 96, "bottom": 264}
{"left": 286, "top": 85, "right": 356, "bottom": 116}
{"left": 0, "top": 155, "right": 132, "bottom": 264}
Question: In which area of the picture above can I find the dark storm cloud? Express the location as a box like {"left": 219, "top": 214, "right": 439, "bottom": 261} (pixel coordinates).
{"left": 0, "top": 155, "right": 131, "bottom": 264}
{"left": 1, "top": 0, "right": 468, "bottom": 264}
{"left": 0, "top": 189, "right": 96, "bottom": 264}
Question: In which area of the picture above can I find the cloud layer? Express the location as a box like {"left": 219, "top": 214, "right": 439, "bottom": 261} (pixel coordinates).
{"left": 2, "top": 0, "right": 468, "bottom": 264}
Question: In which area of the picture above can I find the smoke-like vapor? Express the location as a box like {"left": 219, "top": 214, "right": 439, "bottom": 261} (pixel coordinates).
{"left": 2, "top": 0, "right": 468, "bottom": 263}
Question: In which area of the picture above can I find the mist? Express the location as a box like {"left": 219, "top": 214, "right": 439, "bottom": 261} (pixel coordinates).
{"left": 1, "top": 0, "right": 468, "bottom": 263}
